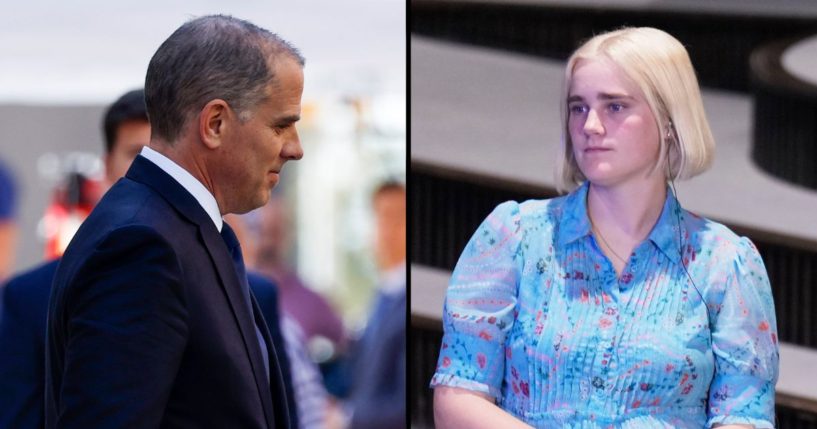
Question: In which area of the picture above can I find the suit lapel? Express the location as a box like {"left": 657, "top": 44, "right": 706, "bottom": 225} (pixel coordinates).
{"left": 200, "top": 225, "right": 278, "bottom": 428}
{"left": 125, "top": 156, "right": 278, "bottom": 428}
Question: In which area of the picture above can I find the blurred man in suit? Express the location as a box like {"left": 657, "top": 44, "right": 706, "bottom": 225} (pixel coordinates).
{"left": 0, "top": 88, "right": 149, "bottom": 429}
{"left": 331, "top": 181, "right": 406, "bottom": 429}
{"left": 45, "top": 15, "right": 304, "bottom": 428}
{"left": 253, "top": 194, "right": 347, "bottom": 356}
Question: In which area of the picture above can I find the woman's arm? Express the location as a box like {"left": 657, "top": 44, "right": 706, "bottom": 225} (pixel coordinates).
{"left": 434, "top": 386, "right": 533, "bottom": 429}
{"left": 705, "top": 237, "right": 778, "bottom": 429}
{"left": 431, "top": 202, "right": 526, "bottom": 428}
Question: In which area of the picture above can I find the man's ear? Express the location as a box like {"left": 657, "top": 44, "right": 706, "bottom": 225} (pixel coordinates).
{"left": 199, "top": 99, "right": 231, "bottom": 149}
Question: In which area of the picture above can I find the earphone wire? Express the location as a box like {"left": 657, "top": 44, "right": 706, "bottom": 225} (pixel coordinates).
{"left": 665, "top": 123, "right": 711, "bottom": 329}
{"left": 668, "top": 175, "right": 712, "bottom": 330}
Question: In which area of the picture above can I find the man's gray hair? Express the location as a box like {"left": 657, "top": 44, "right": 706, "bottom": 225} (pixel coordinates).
{"left": 145, "top": 14, "right": 304, "bottom": 143}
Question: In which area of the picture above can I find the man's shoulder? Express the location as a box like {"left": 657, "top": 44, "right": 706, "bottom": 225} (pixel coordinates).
{"left": 55, "top": 186, "right": 192, "bottom": 288}
{"left": 94, "top": 178, "right": 171, "bottom": 221}
{"left": 78, "top": 179, "right": 191, "bottom": 246}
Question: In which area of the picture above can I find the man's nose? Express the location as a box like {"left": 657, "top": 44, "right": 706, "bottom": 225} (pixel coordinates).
{"left": 283, "top": 128, "right": 304, "bottom": 161}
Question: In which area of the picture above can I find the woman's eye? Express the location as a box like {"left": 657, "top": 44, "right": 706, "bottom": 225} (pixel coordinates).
{"left": 608, "top": 103, "right": 625, "bottom": 112}
{"left": 569, "top": 104, "right": 587, "bottom": 115}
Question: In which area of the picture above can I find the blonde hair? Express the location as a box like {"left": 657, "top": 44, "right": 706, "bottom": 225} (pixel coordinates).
{"left": 555, "top": 27, "right": 715, "bottom": 192}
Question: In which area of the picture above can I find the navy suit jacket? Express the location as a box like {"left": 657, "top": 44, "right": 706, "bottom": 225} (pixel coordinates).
{"left": 0, "top": 259, "right": 59, "bottom": 429}
{"left": 44, "top": 155, "right": 292, "bottom": 428}
{"left": 0, "top": 260, "right": 297, "bottom": 429}
{"left": 345, "top": 288, "right": 406, "bottom": 429}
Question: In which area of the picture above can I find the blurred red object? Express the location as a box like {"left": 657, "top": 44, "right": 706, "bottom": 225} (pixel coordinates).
{"left": 42, "top": 172, "right": 105, "bottom": 259}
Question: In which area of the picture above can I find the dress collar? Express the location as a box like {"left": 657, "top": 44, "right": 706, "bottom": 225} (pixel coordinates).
{"left": 556, "top": 181, "right": 685, "bottom": 265}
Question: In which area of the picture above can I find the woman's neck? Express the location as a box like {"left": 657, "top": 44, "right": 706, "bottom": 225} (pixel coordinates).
{"left": 586, "top": 178, "right": 667, "bottom": 276}
{"left": 587, "top": 179, "right": 667, "bottom": 239}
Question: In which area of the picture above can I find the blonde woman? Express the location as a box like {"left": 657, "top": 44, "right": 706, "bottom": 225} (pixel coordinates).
{"left": 431, "top": 27, "right": 779, "bottom": 428}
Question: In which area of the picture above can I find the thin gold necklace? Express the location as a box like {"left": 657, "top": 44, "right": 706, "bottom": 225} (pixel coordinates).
{"left": 588, "top": 214, "right": 628, "bottom": 265}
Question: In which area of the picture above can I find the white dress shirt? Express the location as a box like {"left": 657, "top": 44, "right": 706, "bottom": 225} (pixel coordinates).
{"left": 140, "top": 146, "right": 223, "bottom": 232}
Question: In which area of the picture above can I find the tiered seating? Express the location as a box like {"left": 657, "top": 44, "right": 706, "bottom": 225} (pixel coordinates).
{"left": 412, "top": 0, "right": 817, "bottom": 91}
{"left": 752, "top": 35, "right": 817, "bottom": 190}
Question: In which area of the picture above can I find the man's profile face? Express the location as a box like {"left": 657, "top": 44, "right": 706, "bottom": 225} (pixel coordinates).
{"left": 105, "top": 119, "right": 151, "bottom": 185}
{"left": 373, "top": 188, "right": 406, "bottom": 270}
{"left": 216, "top": 57, "right": 305, "bottom": 214}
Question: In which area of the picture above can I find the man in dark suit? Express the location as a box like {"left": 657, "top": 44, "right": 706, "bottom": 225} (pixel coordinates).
{"left": 0, "top": 90, "right": 299, "bottom": 429}
{"left": 45, "top": 15, "right": 304, "bottom": 428}
{"left": 0, "top": 259, "right": 59, "bottom": 428}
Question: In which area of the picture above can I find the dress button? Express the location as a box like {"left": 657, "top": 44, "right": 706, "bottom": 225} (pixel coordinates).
{"left": 592, "top": 376, "right": 605, "bottom": 390}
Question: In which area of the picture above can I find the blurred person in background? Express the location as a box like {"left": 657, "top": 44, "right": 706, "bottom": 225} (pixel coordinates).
{"left": 330, "top": 181, "right": 406, "bottom": 429}
{"left": 40, "top": 171, "right": 104, "bottom": 260}
{"left": 0, "top": 89, "right": 150, "bottom": 429}
{"left": 0, "top": 158, "right": 19, "bottom": 282}
{"left": 41, "top": 89, "right": 148, "bottom": 259}
{"left": 252, "top": 194, "right": 347, "bottom": 358}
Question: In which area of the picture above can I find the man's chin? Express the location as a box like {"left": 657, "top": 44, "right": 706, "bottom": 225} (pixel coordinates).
{"left": 251, "top": 191, "right": 272, "bottom": 212}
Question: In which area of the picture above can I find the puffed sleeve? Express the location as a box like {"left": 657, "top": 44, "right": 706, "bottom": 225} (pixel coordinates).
{"left": 706, "top": 237, "right": 779, "bottom": 428}
{"left": 429, "top": 201, "right": 523, "bottom": 399}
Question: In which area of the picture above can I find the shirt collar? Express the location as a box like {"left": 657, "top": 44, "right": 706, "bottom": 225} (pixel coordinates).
{"left": 379, "top": 261, "right": 406, "bottom": 296}
{"left": 140, "top": 146, "right": 223, "bottom": 232}
{"left": 556, "top": 181, "right": 684, "bottom": 265}
{"left": 556, "top": 181, "right": 593, "bottom": 247}
{"left": 646, "top": 188, "right": 684, "bottom": 265}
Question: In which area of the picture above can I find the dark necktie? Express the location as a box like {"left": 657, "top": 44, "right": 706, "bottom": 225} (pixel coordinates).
{"left": 220, "top": 222, "right": 270, "bottom": 381}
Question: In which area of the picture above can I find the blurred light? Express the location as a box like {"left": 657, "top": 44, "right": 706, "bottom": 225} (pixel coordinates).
{"left": 307, "top": 335, "right": 337, "bottom": 364}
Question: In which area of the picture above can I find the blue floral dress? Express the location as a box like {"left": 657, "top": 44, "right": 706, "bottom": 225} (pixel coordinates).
{"left": 430, "top": 182, "right": 779, "bottom": 428}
